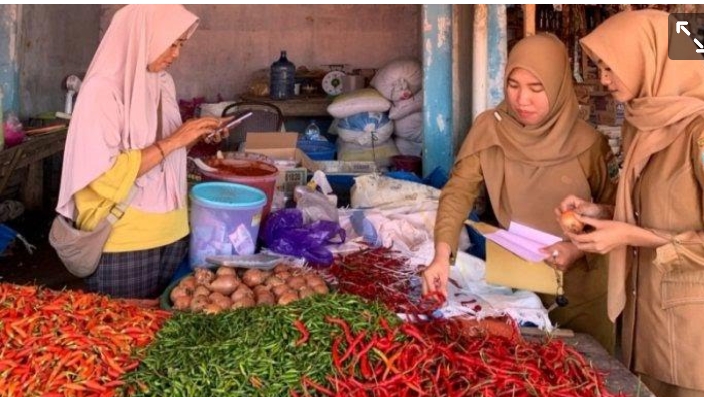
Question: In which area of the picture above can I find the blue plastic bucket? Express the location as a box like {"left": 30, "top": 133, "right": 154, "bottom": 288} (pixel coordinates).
{"left": 297, "top": 139, "right": 336, "bottom": 161}
{"left": 189, "top": 182, "right": 266, "bottom": 269}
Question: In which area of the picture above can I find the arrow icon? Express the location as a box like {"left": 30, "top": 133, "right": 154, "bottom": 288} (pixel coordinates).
{"left": 695, "top": 38, "right": 704, "bottom": 53}
{"left": 677, "top": 21, "right": 691, "bottom": 36}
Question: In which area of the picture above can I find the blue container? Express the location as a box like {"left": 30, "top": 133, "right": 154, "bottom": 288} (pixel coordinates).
{"left": 270, "top": 50, "right": 295, "bottom": 100}
{"left": 297, "top": 139, "right": 336, "bottom": 161}
{"left": 189, "top": 182, "right": 267, "bottom": 269}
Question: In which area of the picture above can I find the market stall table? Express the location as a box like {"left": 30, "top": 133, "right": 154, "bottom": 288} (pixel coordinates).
{"left": 538, "top": 332, "right": 654, "bottom": 396}
{"left": 0, "top": 128, "right": 67, "bottom": 209}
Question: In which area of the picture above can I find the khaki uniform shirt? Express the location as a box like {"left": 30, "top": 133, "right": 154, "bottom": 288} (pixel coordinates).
{"left": 435, "top": 136, "right": 618, "bottom": 349}
{"left": 624, "top": 117, "right": 704, "bottom": 391}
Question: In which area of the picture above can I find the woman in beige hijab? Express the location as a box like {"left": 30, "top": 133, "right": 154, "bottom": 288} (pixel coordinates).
{"left": 561, "top": 10, "right": 704, "bottom": 397}
{"left": 422, "top": 34, "right": 619, "bottom": 351}
{"left": 56, "top": 5, "right": 227, "bottom": 299}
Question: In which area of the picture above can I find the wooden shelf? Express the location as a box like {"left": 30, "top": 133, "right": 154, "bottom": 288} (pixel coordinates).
{"left": 238, "top": 94, "right": 333, "bottom": 118}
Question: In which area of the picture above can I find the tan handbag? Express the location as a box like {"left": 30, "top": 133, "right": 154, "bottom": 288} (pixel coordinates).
{"left": 49, "top": 187, "right": 137, "bottom": 278}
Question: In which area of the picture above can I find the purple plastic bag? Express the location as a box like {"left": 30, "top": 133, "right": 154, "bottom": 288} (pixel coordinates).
{"left": 262, "top": 209, "right": 345, "bottom": 266}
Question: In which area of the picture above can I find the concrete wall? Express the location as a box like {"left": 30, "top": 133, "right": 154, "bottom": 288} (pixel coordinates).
{"left": 18, "top": 5, "right": 101, "bottom": 117}
{"left": 102, "top": 5, "right": 422, "bottom": 102}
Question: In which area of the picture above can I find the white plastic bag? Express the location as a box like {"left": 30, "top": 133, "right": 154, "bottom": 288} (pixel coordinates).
{"left": 393, "top": 111, "right": 422, "bottom": 142}
{"left": 336, "top": 111, "right": 394, "bottom": 146}
{"left": 389, "top": 89, "right": 423, "bottom": 120}
{"left": 326, "top": 88, "right": 391, "bottom": 119}
{"left": 350, "top": 174, "right": 440, "bottom": 208}
{"left": 370, "top": 58, "right": 423, "bottom": 101}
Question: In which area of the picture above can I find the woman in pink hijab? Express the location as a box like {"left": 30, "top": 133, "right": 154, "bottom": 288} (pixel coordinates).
{"left": 56, "top": 5, "right": 225, "bottom": 299}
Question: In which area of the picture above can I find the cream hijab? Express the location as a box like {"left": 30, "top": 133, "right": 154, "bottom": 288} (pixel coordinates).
{"left": 460, "top": 33, "right": 598, "bottom": 166}
{"left": 57, "top": 5, "right": 199, "bottom": 218}
{"left": 581, "top": 10, "right": 704, "bottom": 321}
{"left": 457, "top": 34, "right": 599, "bottom": 228}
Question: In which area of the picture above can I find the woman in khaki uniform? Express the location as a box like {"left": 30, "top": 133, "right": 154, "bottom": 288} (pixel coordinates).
{"left": 422, "top": 34, "right": 619, "bottom": 352}
{"left": 562, "top": 10, "right": 704, "bottom": 397}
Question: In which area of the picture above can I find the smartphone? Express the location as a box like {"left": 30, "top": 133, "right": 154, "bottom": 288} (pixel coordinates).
{"left": 220, "top": 111, "right": 254, "bottom": 131}
{"left": 206, "top": 111, "right": 254, "bottom": 139}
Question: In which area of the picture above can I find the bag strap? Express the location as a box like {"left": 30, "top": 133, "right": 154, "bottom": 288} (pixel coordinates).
{"left": 105, "top": 94, "right": 163, "bottom": 225}
{"left": 106, "top": 185, "right": 139, "bottom": 224}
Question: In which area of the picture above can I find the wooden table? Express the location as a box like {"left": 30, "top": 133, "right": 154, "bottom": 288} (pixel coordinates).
{"left": 238, "top": 94, "right": 333, "bottom": 118}
{"left": 0, "top": 129, "right": 67, "bottom": 209}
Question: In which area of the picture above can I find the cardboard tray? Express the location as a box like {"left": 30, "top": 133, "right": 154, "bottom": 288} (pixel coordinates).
{"left": 466, "top": 221, "right": 562, "bottom": 295}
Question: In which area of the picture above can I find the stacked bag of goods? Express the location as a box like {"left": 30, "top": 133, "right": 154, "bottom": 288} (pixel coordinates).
{"left": 388, "top": 89, "right": 423, "bottom": 156}
{"left": 327, "top": 88, "right": 399, "bottom": 168}
{"left": 373, "top": 57, "right": 423, "bottom": 157}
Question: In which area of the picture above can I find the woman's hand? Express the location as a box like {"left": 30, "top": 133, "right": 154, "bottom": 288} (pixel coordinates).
{"left": 539, "top": 241, "right": 584, "bottom": 272}
{"left": 564, "top": 214, "right": 631, "bottom": 254}
{"left": 555, "top": 194, "right": 612, "bottom": 219}
{"left": 422, "top": 257, "right": 451, "bottom": 299}
{"left": 172, "top": 116, "right": 227, "bottom": 147}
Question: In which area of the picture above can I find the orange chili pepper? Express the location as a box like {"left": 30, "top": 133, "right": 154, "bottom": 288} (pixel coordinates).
{"left": 62, "top": 383, "right": 88, "bottom": 391}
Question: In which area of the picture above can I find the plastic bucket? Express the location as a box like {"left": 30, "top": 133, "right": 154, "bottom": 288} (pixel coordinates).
{"left": 189, "top": 182, "right": 266, "bottom": 269}
{"left": 297, "top": 139, "right": 336, "bottom": 161}
{"left": 390, "top": 155, "right": 422, "bottom": 175}
{"left": 198, "top": 153, "right": 278, "bottom": 221}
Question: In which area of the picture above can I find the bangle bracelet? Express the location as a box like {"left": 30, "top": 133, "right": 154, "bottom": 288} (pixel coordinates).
{"left": 154, "top": 141, "right": 166, "bottom": 161}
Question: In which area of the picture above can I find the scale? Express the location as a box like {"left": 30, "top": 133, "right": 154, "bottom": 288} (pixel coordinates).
{"left": 321, "top": 64, "right": 346, "bottom": 96}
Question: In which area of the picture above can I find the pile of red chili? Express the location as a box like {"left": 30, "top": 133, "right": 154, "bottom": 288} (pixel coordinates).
{"left": 0, "top": 283, "right": 170, "bottom": 396}
{"left": 327, "top": 246, "right": 428, "bottom": 314}
{"left": 296, "top": 317, "right": 625, "bottom": 397}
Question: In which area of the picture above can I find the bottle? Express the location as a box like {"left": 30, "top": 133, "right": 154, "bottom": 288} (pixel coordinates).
{"left": 270, "top": 51, "right": 295, "bottom": 100}
{"left": 304, "top": 120, "right": 320, "bottom": 141}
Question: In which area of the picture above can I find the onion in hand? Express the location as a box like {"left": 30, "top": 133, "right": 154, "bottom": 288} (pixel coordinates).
{"left": 560, "top": 210, "right": 585, "bottom": 234}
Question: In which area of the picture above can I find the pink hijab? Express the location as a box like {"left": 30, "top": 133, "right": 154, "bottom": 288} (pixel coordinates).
{"left": 57, "top": 5, "right": 199, "bottom": 218}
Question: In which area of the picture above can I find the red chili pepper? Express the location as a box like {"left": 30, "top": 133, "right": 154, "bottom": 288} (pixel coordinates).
{"left": 292, "top": 319, "right": 310, "bottom": 347}
{"left": 325, "top": 316, "right": 354, "bottom": 344}
{"left": 302, "top": 376, "right": 335, "bottom": 396}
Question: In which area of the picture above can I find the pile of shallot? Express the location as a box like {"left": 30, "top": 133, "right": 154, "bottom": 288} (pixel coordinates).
{"left": 169, "top": 264, "right": 329, "bottom": 314}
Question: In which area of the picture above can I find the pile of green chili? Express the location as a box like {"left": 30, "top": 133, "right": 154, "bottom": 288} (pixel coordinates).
{"left": 122, "top": 294, "right": 399, "bottom": 396}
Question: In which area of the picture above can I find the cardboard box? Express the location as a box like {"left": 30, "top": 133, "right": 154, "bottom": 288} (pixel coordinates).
{"left": 466, "top": 221, "right": 562, "bottom": 295}
{"left": 244, "top": 132, "right": 320, "bottom": 198}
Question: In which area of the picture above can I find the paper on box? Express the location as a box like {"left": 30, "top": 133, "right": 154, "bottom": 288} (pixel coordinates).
{"left": 466, "top": 220, "right": 563, "bottom": 295}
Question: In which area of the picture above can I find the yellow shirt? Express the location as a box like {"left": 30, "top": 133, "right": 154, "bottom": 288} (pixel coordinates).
{"left": 74, "top": 150, "right": 189, "bottom": 252}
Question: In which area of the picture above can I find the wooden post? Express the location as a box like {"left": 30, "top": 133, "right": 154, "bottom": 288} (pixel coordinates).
{"left": 523, "top": 4, "right": 536, "bottom": 37}
{"left": 21, "top": 161, "right": 43, "bottom": 210}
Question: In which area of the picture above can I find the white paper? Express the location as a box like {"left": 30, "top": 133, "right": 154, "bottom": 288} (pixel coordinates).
{"left": 485, "top": 221, "right": 562, "bottom": 262}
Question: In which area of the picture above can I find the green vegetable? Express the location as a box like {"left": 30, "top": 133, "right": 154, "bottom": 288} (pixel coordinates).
{"left": 124, "top": 293, "right": 398, "bottom": 396}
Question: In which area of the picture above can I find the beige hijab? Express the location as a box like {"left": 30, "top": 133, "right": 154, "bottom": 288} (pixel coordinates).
{"left": 458, "top": 34, "right": 600, "bottom": 229}
{"left": 581, "top": 10, "right": 704, "bottom": 321}
{"left": 57, "top": 5, "right": 199, "bottom": 218}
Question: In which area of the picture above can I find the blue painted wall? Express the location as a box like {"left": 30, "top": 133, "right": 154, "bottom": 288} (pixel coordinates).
{"left": 486, "top": 5, "right": 507, "bottom": 109}
{"left": 0, "top": 5, "right": 19, "bottom": 113}
{"left": 422, "top": 4, "right": 453, "bottom": 178}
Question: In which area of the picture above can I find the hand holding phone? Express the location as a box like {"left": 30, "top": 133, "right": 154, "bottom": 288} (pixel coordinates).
{"left": 205, "top": 111, "right": 254, "bottom": 141}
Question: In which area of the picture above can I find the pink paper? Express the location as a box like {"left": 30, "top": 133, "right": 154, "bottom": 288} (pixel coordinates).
{"left": 485, "top": 222, "right": 562, "bottom": 262}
